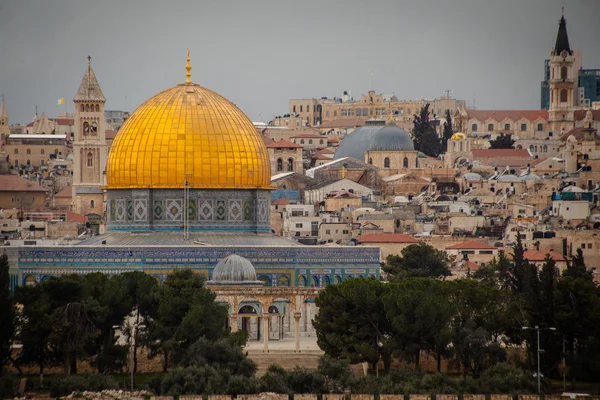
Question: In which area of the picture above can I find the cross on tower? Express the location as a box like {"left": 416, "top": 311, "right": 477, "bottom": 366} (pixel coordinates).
{"left": 87, "top": 55, "right": 92, "bottom": 64}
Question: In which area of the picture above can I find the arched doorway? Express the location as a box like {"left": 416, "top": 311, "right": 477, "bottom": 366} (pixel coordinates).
{"left": 239, "top": 304, "right": 260, "bottom": 340}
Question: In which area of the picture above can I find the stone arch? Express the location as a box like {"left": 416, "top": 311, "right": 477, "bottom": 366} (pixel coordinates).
{"left": 384, "top": 157, "right": 390, "bottom": 168}
{"left": 276, "top": 158, "right": 283, "bottom": 171}
{"left": 334, "top": 275, "right": 342, "bottom": 284}
{"left": 311, "top": 275, "right": 319, "bottom": 287}
{"left": 258, "top": 275, "right": 272, "bottom": 286}
{"left": 287, "top": 158, "right": 294, "bottom": 171}
{"left": 322, "top": 275, "right": 331, "bottom": 286}
{"left": 277, "top": 275, "right": 290, "bottom": 286}
{"left": 24, "top": 275, "right": 37, "bottom": 286}
{"left": 298, "top": 275, "right": 307, "bottom": 287}
{"left": 403, "top": 157, "right": 409, "bottom": 168}
{"left": 560, "top": 89, "right": 568, "bottom": 103}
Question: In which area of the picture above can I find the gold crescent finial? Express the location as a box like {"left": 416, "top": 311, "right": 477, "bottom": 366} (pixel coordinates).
{"left": 185, "top": 48, "right": 192, "bottom": 84}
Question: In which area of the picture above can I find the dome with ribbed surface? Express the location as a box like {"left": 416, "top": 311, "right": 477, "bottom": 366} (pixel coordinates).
{"left": 334, "top": 123, "right": 414, "bottom": 160}
{"left": 106, "top": 83, "right": 270, "bottom": 189}
{"left": 208, "top": 254, "right": 264, "bottom": 285}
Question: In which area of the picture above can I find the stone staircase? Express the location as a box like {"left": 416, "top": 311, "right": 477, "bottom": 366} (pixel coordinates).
{"left": 247, "top": 350, "right": 324, "bottom": 375}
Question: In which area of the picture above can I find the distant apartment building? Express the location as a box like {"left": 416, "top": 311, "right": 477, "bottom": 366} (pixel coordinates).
{"left": 289, "top": 90, "right": 466, "bottom": 127}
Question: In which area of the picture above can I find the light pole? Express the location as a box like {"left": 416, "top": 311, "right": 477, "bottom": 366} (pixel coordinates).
{"left": 130, "top": 323, "right": 145, "bottom": 391}
{"left": 522, "top": 325, "right": 556, "bottom": 393}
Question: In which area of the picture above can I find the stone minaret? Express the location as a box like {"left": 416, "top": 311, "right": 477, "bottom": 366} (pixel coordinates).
{"left": 548, "top": 12, "right": 578, "bottom": 136}
{"left": 72, "top": 56, "right": 108, "bottom": 216}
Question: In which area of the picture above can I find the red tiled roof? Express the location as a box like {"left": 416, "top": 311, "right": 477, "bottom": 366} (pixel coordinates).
{"left": 291, "top": 134, "right": 324, "bottom": 139}
{"left": 266, "top": 139, "right": 303, "bottom": 148}
{"left": 523, "top": 250, "right": 567, "bottom": 262}
{"left": 327, "top": 137, "right": 340, "bottom": 143}
{"left": 0, "top": 175, "right": 47, "bottom": 192}
{"left": 560, "top": 127, "right": 598, "bottom": 142}
{"left": 472, "top": 149, "right": 531, "bottom": 158}
{"left": 54, "top": 186, "right": 72, "bottom": 198}
{"left": 319, "top": 118, "right": 365, "bottom": 129}
{"left": 574, "top": 109, "right": 600, "bottom": 121}
{"left": 26, "top": 118, "right": 74, "bottom": 127}
{"left": 272, "top": 198, "right": 289, "bottom": 205}
{"left": 530, "top": 157, "right": 547, "bottom": 167}
{"left": 454, "top": 261, "right": 480, "bottom": 271}
{"left": 466, "top": 110, "right": 549, "bottom": 122}
{"left": 318, "top": 148, "right": 335, "bottom": 154}
{"left": 314, "top": 155, "right": 333, "bottom": 160}
{"left": 446, "top": 240, "right": 496, "bottom": 250}
{"left": 358, "top": 233, "right": 420, "bottom": 244}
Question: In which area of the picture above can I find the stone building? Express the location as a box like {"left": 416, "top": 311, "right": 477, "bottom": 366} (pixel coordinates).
{"left": 0, "top": 175, "right": 47, "bottom": 210}
{"left": 266, "top": 140, "right": 303, "bottom": 175}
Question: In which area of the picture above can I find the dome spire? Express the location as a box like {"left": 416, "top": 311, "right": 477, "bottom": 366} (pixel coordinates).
{"left": 185, "top": 49, "right": 192, "bottom": 84}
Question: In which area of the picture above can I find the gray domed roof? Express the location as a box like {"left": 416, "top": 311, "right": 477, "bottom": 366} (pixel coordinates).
{"left": 335, "top": 124, "right": 414, "bottom": 160}
{"left": 463, "top": 172, "right": 483, "bottom": 181}
{"left": 497, "top": 174, "right": 520, "bottom": 182}
{"left": 208, "top": 254, "right": 264, "bottom": 286}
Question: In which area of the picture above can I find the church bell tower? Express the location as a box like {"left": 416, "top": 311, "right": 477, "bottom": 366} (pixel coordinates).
{"left": 72, "top": 56, "right": 108, "bottom": 216}
{"left": 548, "top": 12, "right": 577, "bottom": 136}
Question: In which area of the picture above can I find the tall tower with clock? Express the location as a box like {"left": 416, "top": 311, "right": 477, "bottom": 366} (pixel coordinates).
{"left": 72, "top": 56, "right": 108, "bottom": 218}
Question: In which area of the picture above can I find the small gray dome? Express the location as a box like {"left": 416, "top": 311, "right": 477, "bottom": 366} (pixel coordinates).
{"left": 463, "top": 172, "right": 483, "bottom": 181}
{"left": 436, "top": 194, "right": 452, "bottom": 202}
{"left": 209, "top": 254, "right": 264, "bottom": 285}
{"left": 335, "top": 123, "right": 414, "bottom": 160}
{"left": 520, "top": 174, "right": 541, "bottom": 181}
{"left": 497, "top": 174, "right": 520, "bottom": 182}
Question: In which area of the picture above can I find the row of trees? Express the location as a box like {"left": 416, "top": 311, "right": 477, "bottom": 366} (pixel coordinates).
{"left": 315, "top": 239, "right": 600, "bottom": 387}
{"left": 0, "top": 262, "right": 235, "bottom": 386}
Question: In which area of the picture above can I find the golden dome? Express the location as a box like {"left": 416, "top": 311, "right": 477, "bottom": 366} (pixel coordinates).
{"left": 106, "top": 83, "right": 270, "bottom": 189}
{"left": 451, "top": 132, "right": 466, "bottom": 141}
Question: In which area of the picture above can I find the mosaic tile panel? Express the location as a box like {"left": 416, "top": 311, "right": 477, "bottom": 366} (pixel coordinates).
{"left": 110, "top": 200, "right": 116, "bottom": 221}
{"left": 134, "top": 199, "right": 148, "bottom": 221}
{"left": 198, "top": 200, "right": 214, "bottom": 221}
{"left": 229, "top": 200, "right": 242, "bottom": 222}
{"left": 166, "top": 199, "right": 183, "bottom": 221}
{"left": 187, "top": 199, "right": 197, "bottom": 221}
{"left": 243, "top": 200, "right": 253, "bottom": 221}
{"left": 216, "top": 200, "right": 226, "bottom": 221}
{"left": 127, "top": 200, "right": 134, "bottom": 221}
{"left": 258, "top": 199, "right": 268, "bottom": 222}
{"left": 115, "top": 199, "right": 126, "bottom": 221}
{"left": 153, "top": 200, "right": 164, "bottom": 220}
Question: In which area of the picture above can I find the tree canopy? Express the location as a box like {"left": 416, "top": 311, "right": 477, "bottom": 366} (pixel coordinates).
{"left": 412, "top": 104, "right": 442, "bottom": 157}
{"left": 382, "top": 243, "right": 451, "bottom": 281}
{"left": 489, "top": 133, "right": 515, "bottom": 149}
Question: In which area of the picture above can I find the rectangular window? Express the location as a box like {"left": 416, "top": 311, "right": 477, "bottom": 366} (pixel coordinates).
{"left": 348, "top": 109, "right": 355, "bottom": 116}
{"left": 487, "top": 124, "right": 494, "bottom": 131}
{"left": 521, "top": 123, "right": 527, "bottom": 131}
{"left": 582, "top": 243, "right": 586, "bottom": 249}
{"left": 537, "top": 123, "right": 543, "bottom": 131}
{"left": 363, "top": 108, "right": 368, "bottom": 115}
{"left": 588, "top": 243, "right": 593, "bottom": 249}
{"left": 295, "top": 223, "right": 303, "bottom": 228}
{"left": 343, "top": 230, "right": 349, "bottom": 234}
{"left": 356, "top": 108, "right": 362, "bottom": 116}
{"left": 464, "top": 251, "right": 475, "bottom": 255}
{"left": 472, "top": 123, "right": 478, "bottom": 132}
{"left": 341, "top": 109, "right": 348, "bottom": 117}
{"left": 334, "top": 111, "right": 337, "bottom": 117}
{"left": 504, "top": 123, "right": 510, "bottom": 130}
{"left": 480, "top": 251, "right": 494, "bottom": 254}
{"left": 325, "top": 229, "right": 331, "bottom": 234}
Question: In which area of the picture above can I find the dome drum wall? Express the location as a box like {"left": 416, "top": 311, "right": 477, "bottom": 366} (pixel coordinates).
{"left": 106, "top": 188, "right": 271, "bottom": 232}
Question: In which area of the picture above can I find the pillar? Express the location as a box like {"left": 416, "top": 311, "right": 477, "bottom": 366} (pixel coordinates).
{"left": 230, "top": 314, "right": 238, "bottom": 332}
{"left": 293, "top": 311, "right": 301, "bottom": 353}
{"left": 263, "top": 316, "right": 269, "bottom": 353}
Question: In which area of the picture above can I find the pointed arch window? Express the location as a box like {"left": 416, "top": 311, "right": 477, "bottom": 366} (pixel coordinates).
{"left": 276, "top": 158, "right": 283, "bottom": 171}
{"left": 80, "top": 104, "right": 84, "bottom": 112}
{"left": 26, "top": 148, "right": 31, "bottom": 155}
{"left": 384, "top": 157, "right": 390, "bottom": 168}
{"left": 85, "top": 104, "right": 89, "bottom": 112}
{"left": 83, "top": 122, "right": 90, "bottom": 135}
{"left": 40, "top": 149, "right": 45, "bottom": 155}
{"left": 95, "top": 104, "right": 99, "bottom": 112}
{"left": 90, "top": 200, "right": 95, "bottom": 208}
{"left": 403, "top": 157, "right": 409, "bottom": 168}
{"left": 91, "top": 121, "right": 98, "bottom": 135}
{"left": 87, "top": 152, "right": 93, "bottom": 167}
{"left": 287, "top": 158, "right": 294, "bottom": 171}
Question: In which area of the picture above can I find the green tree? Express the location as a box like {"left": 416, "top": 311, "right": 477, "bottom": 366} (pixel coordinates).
{"left": 383, "top": 278, "right": 453, "bottom": 369}
{"left": 441, "top": 109, "right": 454, "bottom": 153}
{"left": 473, "top": 250, "right": 512, "bottom": 290}
{"left": 412, "top": 103, "right": 441, "bottom": 157}
{"left": 447, "top": 279, "right": 507, "bottom": 378}
{"left": 554, "top": 251, "right": 600, "bottom": 384}
{"left": 146, "top": 269, "right": 229, "bottom": 372}
{"left": 383, "top": 243, "right": 450, "bottom": 281}
{"left": 14, "top": 284, "right": 56, "bottom": 385}
{"left": 489, "top": 133, "right": 515, "bottom": 149}
{"left": 313, "top": 278, "right": 392, "bottom": 373}
{"left": 0, "top": 254, "right": 15, "bottom": 376}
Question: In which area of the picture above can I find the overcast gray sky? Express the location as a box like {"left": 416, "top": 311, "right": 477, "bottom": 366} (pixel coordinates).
{"left": 1, "top": 0, "right": 599, "bottom": 125}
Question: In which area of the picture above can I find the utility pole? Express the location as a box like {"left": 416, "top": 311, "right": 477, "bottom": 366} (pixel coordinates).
{"left": 522, "top": 325, "right": 556, "bottom": 394}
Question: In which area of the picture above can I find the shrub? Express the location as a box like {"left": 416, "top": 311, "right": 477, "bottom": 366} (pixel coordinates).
{"left": 49, "top": 374, "right": 119, "bottom": 397}
{"left": 0, "top": 375, "right": 18, "bottom": 398}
